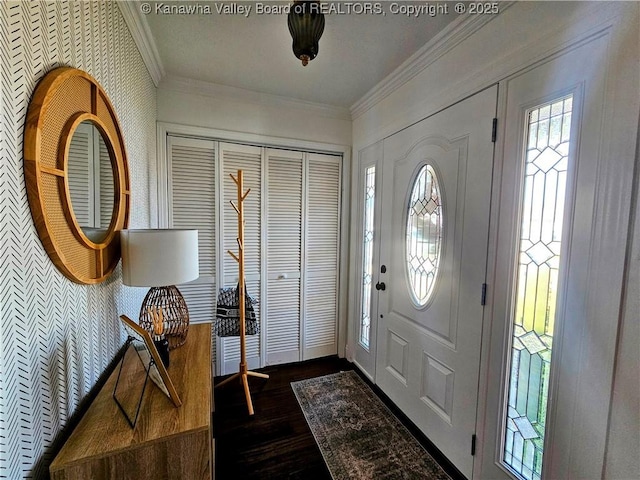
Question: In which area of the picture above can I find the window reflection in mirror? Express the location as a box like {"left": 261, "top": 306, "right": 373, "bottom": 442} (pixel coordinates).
{"left": 67, "top": 120, "right": 115, "bottom": 243}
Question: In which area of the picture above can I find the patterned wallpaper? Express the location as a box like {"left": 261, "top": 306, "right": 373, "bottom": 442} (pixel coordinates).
{"left": 0, "top": 1, "right": 157, "bottom": 478}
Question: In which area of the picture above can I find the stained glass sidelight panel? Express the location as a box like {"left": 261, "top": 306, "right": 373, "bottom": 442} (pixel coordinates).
{"left": 503, "top": 96, "right": 573, "bottom": 480}
{"left": 359, "top": 166, "right": 376, "bottom": 349}
{"left": 406, "top": 165, "right": 443, "bottom": 306}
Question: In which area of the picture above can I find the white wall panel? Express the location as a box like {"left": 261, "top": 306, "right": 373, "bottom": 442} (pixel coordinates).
{"left": 157, "top": 84, "right": 351, "bottom": 148}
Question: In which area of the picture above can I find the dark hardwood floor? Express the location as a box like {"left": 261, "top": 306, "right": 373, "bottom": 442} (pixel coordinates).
{"left": 214, "top": 357, "right": 464, "bottom": 480}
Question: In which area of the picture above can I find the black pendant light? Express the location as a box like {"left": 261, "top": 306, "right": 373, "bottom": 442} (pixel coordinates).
{"left": 287, "top": 1, "right": 325, "bottom": 66}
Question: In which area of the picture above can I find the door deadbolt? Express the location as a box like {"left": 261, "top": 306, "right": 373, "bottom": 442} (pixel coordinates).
{"left": 375, "top": 282, "right": 386, "bottom": 291}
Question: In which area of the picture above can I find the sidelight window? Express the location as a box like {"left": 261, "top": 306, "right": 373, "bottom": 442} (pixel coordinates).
{"left": 503, "top": 96, "right": 573, "bottom": 480}
{"left": 359, "top": 166, "right": 376, "bottom": 349}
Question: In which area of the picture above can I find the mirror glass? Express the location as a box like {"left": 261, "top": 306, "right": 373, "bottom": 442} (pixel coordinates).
{"left": 67, "top": 120, "right": 115, "bottom": 243}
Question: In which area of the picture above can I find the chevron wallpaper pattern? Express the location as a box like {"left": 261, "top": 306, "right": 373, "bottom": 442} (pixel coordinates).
{"left": 0, "top": 2, "right": 157, "bottom": 478}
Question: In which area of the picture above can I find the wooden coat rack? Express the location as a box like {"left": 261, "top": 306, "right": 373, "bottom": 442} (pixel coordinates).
{"left": 215, "top": 170, "right": 269, "bottom": 415}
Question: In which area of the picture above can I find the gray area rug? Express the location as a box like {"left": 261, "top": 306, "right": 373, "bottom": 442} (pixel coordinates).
{"left": 291, "top": 370, "right": 452, "bottom": 480}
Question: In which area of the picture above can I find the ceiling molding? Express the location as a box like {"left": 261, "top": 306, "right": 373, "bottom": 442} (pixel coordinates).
{"left": 350, "top": 3, "right": 514, "bottom": 119}
{"left": 117, "top": 1, "right": 165, "bottom": 87}
{"left": 159, "top": 75, "right": 352, "bottom": 121}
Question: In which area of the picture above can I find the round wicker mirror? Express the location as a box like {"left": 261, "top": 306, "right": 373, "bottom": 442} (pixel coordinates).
{"left": 24, "top": 67, "right": 130, "bottom": 284}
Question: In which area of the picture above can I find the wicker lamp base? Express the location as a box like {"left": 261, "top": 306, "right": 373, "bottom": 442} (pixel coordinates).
{"left": 139, "top": 286, "right": 189, "bottom": 350}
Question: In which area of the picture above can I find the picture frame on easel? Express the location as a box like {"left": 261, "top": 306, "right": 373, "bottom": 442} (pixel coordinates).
{"left": 113, "top": 315, "right": 182, "bottom": 428}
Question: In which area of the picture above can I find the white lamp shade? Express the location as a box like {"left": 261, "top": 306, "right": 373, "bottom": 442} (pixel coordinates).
{"left": 120, "top": 229, "right": 199, "bottom": 287}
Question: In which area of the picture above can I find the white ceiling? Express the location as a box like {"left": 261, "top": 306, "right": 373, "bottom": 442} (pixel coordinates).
{"left": 142, "top": 2, "right": 462, "bottom": 108}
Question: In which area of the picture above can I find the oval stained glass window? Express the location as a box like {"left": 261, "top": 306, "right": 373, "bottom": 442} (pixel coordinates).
{"left": 406, "top": 165, "right": 443, "bottom": 306}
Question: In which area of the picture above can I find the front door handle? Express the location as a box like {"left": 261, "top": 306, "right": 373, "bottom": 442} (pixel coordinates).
{"left": 375, "top": 282, "right": 386, "bottom": 291}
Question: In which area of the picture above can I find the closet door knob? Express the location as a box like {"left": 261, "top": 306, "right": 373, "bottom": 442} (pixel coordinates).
{"left": 375, "top": 282, "right": 386, "bottom": 291}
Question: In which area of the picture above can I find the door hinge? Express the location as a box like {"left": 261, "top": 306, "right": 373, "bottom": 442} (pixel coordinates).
{"left": 491, "top": 118, "right": 498, "bottom": 143}
{"left": 471, "top": 434, "right": 477, "bottom": 456}
{"left": 481, "top": 283, "right": 487, "bottom": 306}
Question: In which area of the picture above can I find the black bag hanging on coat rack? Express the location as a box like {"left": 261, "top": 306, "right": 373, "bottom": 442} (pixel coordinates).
{"left": 215, "top": 282, "right": 259, "bottom": 337}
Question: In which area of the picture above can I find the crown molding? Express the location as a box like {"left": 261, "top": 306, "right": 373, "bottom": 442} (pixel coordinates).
{"left": 117, "top": 1, "right": 165, "bottom": 87}
{"left": 159, "top": 75, "right": 352, "bottom": 121}
{"left": 350, "top": 3, "right": 514, "bottom": 119}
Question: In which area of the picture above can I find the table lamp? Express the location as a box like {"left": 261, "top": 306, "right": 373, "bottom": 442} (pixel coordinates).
{"left": 120, "top": 229, "right": 199, "bottom": 349}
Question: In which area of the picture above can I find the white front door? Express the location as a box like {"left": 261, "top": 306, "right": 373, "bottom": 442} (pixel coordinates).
{"left": 375, "top": 86, "right": 497, "bottom": 478}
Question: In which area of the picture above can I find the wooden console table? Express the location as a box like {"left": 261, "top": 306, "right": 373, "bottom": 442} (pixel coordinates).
{"left": 50, "top": 323, "right": 214, "bottom": 480}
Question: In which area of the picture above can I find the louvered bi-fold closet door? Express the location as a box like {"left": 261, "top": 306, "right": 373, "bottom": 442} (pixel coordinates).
{"left": 168, "top": 136, "right": 217, "bottom": 342}
{"left": 303, "top": 153, "right": 341, "bottom": 360}
{"left": 67, "top": 123, "right": 92, "bottom": 227}
{"left": 98, "top": 134, "right": 114, "bottom": 228}
{"left": 266, "top": 148, "right": 303, "bottom": 365}
{"left": 219, "top": 143, "right": 262, "bottom": 374}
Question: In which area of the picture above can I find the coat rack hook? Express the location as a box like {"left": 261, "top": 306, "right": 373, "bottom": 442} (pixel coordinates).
{"left": 242, "top": 189, "right": 251, "bottom": 201}
{"left": 230, "top": 200, "right": 240, "bottom": 214}
{"left": 230, "top": 173, "right": 239, "bottom": 185}
{"left": 227, "top": 250, "right": 240, "bottom": 263}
